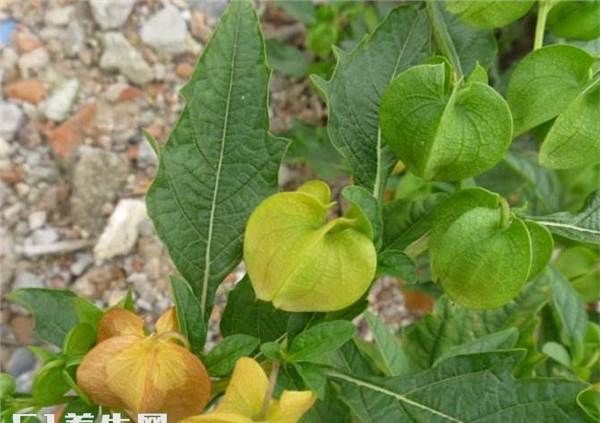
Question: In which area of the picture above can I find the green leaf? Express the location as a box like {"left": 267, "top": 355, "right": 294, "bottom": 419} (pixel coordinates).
{"left": 145, "top": 0, "right": 288, "bottom": 322}
{"left": 539, "top": 77, "right": 600, "bottom": 169}
{"left": 524, "top": 220, "right": 554, "bottom": 279}
{"left": 29, "top": 346, "right": 59, "bottom": 364}
{"left": 274, "top": 0, "right": 315, "bottom": 25}
{"left": 288, "top": 321, "right": 356, "bottom": 363}
{"left": 549, "top": 267, "right": 588, "bottom": 364}
{"left": 313, "top": 5, "right": 430, "bottom": 197}
{"left": 329, "top": 350, "right": 588, "bottom": 422}
{"left": 433, "top": 327, "right": 519, "bottom": 365}
{"left": 476, "top": 150, "right": 561, "bottom": 215}
{"left": 555, "top": 246, "right": 600, "bottom": 302}
{"left": 445, "top": 0, "right": 534, "bottom": 28}
{"left": 342, "top": 185, "right": 382, "bottom": 246}
{"left": 294, "top": 362, "right": 327, "bottom": 400}
{"left": 204, "top": 334, "right": 259, "bottom": 377}
{"left": 507, "top": 45, "right": 594, "bottom": 135}
{"left": 382, "top": 192, "right": 448, "bottom": 251}
{"left": 261, "top": 341, "right": 285, "bottom": 361}
{"left": 333, "top": 340, "right": 377, "bottom": 378}
{"left": 542, "top": 341, "right": 572, "bottom": 368}
{"left": 6, "top": 289, "right": 102, "bottom": 347}
{"left": 170, "top": 275, "right": 206, "bottom": 354}
{"left": 364, "top": 312, "right": 411, "bottom": 376}
{"left": 266, "top": 39, "right": 309, "bottom": 77}
{"left": 547, "top": 0, "right": 600, "bottom": 40}
{"left": 376, "top": 250, "right": 416, "bottom": 283}
{"left": 467, "top": 61, "right": 488, "bottom": 84}
{"left": 62, "top": 323, "right": 96, "bottom": 358}
{"left": 0, "top": 373, "right": 15, "bottom": 399}
{"left": 434, "top": 3, "right": 498, "bottom": 74}
{"left": 528, "top": 190, "right": 600, "bottom": 245}
{"left": 577, "top": 385, "right": 600, "bottom": 421}
{"left": 401, "top": 274, "right": 551, "bottom": 370}
{"left": 380, "top": 63, "right": 512, "bottom": 181}
{"left": 220, "top": 276, "right": 290, "bottom": 342}
{"left": 32, "top": 360, "right": 70, "bottom": 406}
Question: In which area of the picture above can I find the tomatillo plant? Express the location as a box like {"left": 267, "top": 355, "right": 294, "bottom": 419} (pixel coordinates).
{"left": 3, "top": 1, "right": 600, "bottom": 422}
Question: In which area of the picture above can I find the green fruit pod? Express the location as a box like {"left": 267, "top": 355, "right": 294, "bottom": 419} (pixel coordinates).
{"left": 244, "top": 180, "right": 377, "bottom": 312}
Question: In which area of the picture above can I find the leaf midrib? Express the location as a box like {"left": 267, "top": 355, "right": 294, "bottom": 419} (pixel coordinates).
{"left": 201, "top": 9, "right": 242, "bottom": 317}
{"left": 327, "top": 370, "right": 465, "bottom": 422}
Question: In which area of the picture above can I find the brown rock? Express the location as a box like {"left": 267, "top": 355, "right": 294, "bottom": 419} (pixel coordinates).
{"left": 4, "top": 79, "right": 47, "bottom": 104}
{"left": 117, "top": 86, "right": 143, "bottom": 102}
{"left": 15, "top": 30, "right": 42, "bottom": 53}
{"left": 144, "top": 123, "right": 163, "bottom": 140}
{"left": 0, "top": 167, "right": 24, "bottom": 184}
{"left": 45, "top": 103, "right": 97, "bottom": 159}
{"left": 176, "top": 62, "right": 194, "bottom": 79}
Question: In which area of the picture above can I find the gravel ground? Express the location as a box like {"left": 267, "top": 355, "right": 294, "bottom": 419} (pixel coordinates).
{"left": 0, "top": 0, "right": 421, "bottom": 393}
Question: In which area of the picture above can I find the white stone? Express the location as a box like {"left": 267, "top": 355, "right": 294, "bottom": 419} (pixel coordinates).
{"left": 45, "top": 6, "right": 75, "bottom": 26}
{"left": 140, "top": 5, "right": 189, "bottom": 54}
{"left": 94, "top": 198, "right": 148, "bottom": 260}
{"left": 28, "top": 211, "right": 47, "bottom": 230}
{"left": 43, "top": 79, "right": 79, "bottom": 122}
{"left": 0, "top": 102, "right": 23, "bottom": 140}
{"left": 18, "top": 48, "right": 49, "bottom": 77}
{"left": 100, "top": 32, "right": 153, "bottom": 85}
{"left": 90, "top": 0, "right": 136, "bottom": 29}
{"left": 31, "top": 228, "right": 59, "bottom": 245}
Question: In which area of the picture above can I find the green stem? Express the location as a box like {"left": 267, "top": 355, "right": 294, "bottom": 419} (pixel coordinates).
{"left": 499, "top": 197, "right": 511, "bottom": 228}
{"left": 534, "top": 0, "right": 554, "bottom": 50}
{"left": 426, "top": 0, "right": 463, "bottom": 78}
{"left": 405, "top": 235, "right": 429, "bottom": 260}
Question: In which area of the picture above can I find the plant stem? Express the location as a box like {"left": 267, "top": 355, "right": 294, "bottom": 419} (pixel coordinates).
{"left": 426, "top": 0, "right": 463, "bottom": 78}
{"left": 534, "top": 0, "right": 553, "bottom": 50}
{"left": 258, "top": 360, "right": 280, "bottom": 420}
{"left": 405, "top": 235, "right": 429, "bottom": 260}
{"left": 499, "top": 197, "right": 511, "bottom": 228}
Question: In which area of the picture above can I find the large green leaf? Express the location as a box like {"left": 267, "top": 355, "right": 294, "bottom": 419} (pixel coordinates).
{"left": 432, "top": 327, "right": 519, "bottom": 366}
{"left": 6, "top": 289, "right": 102, "bottom": 347}
{"left": 311, "top": 5, "right": 430, "bottom": 198}
{"left": 507, "top": 45, "right": 594, "bottom": 135}
{"left": 401, "top": 274, "right": 551, "bottom": 370}
{"left": 380, "top": 63, "right": 512, "bottom": 181}
{"left": 539, "top": 77, "right": 600, "bottom": 170}
{"left": 547, "top": 0, "right": 600, "bottom": 41}
{"left": 528, "top": 190, "right": 600, "bottom": 245}
{"left": 329, "top": 350, "right": 588, "bottom": 422}
{"left": 145, "top": 0, "right": 287, "bottom": 321}
{"left": 220, "top": 276, "right": 290, "bottom": 342}
{"left": 445, "top": 0, "right": 534, "bottom": 28}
